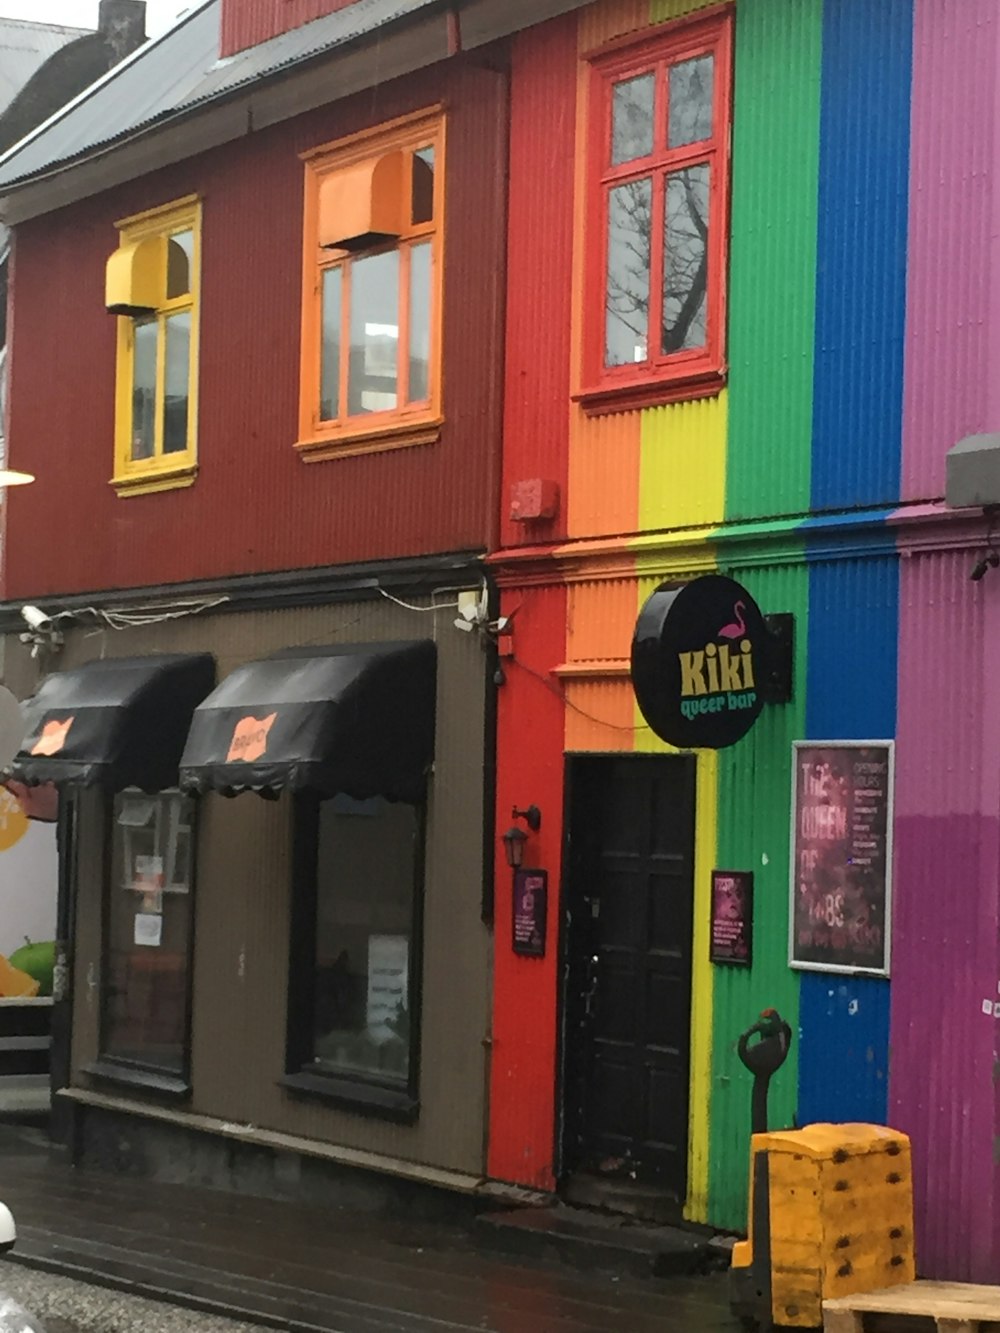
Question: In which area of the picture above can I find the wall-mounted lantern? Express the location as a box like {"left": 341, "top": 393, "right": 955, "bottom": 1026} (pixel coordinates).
{"left": 501, "top": 803, "right": 541, "bottom": 869}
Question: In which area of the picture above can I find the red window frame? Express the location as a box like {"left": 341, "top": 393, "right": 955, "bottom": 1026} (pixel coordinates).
{"left": 580, "top": 9, "right": 733, "bottom": 414}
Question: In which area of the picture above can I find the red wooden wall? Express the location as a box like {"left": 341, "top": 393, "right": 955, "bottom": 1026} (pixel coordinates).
{"left": 5, "top": 55, "right": 509, "bottom": 600}
{"left": 220, "top": 0, "right": 362, "bottom": 57}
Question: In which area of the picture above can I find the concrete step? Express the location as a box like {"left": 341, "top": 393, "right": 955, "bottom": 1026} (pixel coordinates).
{"left": 476, "top": 1204, "right": 722, "bottom": 1280}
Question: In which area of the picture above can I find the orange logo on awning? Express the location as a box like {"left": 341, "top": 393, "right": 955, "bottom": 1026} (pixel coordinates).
{"left": 226, "top": 712, "right": 277, "bottom": 763}
{"left": 30, "top": 717, "right": 74, "bottom": 757}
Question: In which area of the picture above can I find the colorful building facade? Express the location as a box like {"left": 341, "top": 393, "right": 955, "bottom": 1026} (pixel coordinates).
{"left": 491, "top": 0, "right": 1000, "bottom": 1282}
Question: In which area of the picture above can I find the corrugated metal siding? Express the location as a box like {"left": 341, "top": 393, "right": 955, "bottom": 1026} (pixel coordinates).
{"left": 639, "top": 392, "right": 727, "bottom": 534}
{"left": 6, "top": 57, "right": 507, "bottom": 599}
{"left": 891, "top": 548, "right": 1000, "bottom": 1281}
{"left": 0, "top": 0, "right": 458, "bottom": 192}
{"left": 724, "top": 0, "right": 821, "bottom": 523}
{"left": 577, "top": 0, "right": 647, "bottom": 53}
{"left": 797, "top": 550, "right": 898, "bottom": 1128}
{"left": 489, "top": 582, "right": 569, "bottom": 1188}
{"left": 221, "top": 0, "right": 362, "bottom": 57}
{"left": 810, "top": 0, "right": 911, "bottom": 513}
{"left": 501, "top": 16, "right": 577, "bottom": 552}
{"left": 901, "top": 0, "right": 1000, "bottom": 502}
{"left": 33, "top": 594, "right": 492, "bottom": 1175}
{"left": 567, "top": 408, "right": 641, "bottom": 541}
{"left": 708, "top": 554, "right": 808, "bottom": 1230}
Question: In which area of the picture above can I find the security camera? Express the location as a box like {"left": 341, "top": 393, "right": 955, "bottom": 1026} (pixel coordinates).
{"left": 970, "top": 551, "right": 1000, "bottom": 582}
{"left": 20, "top": 605, "right": 49, "bottom": 631}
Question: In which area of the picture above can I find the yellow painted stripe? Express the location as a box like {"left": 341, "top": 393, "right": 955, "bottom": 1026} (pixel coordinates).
{"left": 639, "top": 390, "right": 728, "bottom": 535}
{"left": 633, "top": 563, "right": 717, "bottom": 1224}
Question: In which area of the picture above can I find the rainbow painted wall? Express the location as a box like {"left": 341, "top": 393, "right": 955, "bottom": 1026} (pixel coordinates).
{"left": 492, "top": 0, "right": 1000, "bottom": 1282}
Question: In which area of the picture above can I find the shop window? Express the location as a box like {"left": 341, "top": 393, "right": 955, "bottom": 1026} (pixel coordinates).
{"left": 297, "top": 111, "right": 443, "bottom": 462}
{"left": 105, "top": 197, "right": 201, "bottom": 495}
{"left": 580, "top": 15, "right": 732, "bottom": 413}
{"left": 98, "top": 789, "right": 196, "bottom": 1091}
{"left": 285, "top": 793, "right": 423, "bottom": 1119}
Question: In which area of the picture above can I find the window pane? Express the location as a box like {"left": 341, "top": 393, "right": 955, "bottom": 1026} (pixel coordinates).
{"left": 605, "top": 177, "right": 651, "bottom": 367}
{"left": 104, "top": 791, "right": 195, "bottom": 1076}
{"left": 611, "top": 73, "right": 655, "bottom": 165}
{"left": 348, "top": 250, "right": 399, "bottom": 416}
{"left": 131, "top": 319, "right": 157, "bottom": 461}
{"left": 412, "top": 146, "right": 434, "bottom": 225}
{"left": 312, "top": 796, "right": 419, "bottom": 1086}
{"left": 408, "top": 241, "right": 431, "bottom": 403}
{"left": 663, "top": 163, "right": 709, "bottom": 354}
{"left": 166, "top": 229, "right": 193, "bottom": 299}
{"left": 668, "top": 54, "right": 714, "bottom": 148}
{"left": 162, "top": 310, "right": 190, "bottom": 454}
{"left": 320, "top": 266, "right": 342, "bottom": 421}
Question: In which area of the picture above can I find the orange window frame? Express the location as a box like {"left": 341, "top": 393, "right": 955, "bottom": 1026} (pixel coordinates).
{"left": 580, "top": 10, "right": 733, "bottom": 414}
{"left": 298, "top": 109, "right": 445, "bottom": 462}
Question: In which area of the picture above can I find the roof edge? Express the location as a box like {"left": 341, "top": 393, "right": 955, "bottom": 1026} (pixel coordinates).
{"left": 0, "top": 0, "right": 594, "bottom": 224}
{"left": 0, "top": 0, "right": 211, "bottom": 190}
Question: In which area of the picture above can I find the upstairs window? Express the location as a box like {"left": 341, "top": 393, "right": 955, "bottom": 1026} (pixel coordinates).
{"left": 298, "top": 111, "right": 444, "bottom": 461}
{"left": 582, "top": 16, "right": 732, "bottom": 412}
{"left": 106, "top": 197, "right": 200, "bottom": 496}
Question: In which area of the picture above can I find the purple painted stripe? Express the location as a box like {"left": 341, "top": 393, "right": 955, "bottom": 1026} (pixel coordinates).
{"left": 901, "top": 0, "right": 1000, "bottom": 502}
{"left": 891, "top": 547, "right": 1000, "bottom": 1281}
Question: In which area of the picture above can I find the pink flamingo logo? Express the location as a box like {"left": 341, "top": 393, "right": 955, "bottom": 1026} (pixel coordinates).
{"left": 717, "top": 601, "right": 746, "bottom": 640}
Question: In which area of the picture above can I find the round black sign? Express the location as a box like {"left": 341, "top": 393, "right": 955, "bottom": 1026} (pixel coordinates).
{"left": 631, "top": 575, "right": 767, "bottom": 749}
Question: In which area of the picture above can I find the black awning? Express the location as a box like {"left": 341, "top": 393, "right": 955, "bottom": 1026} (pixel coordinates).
{"left": 10, "top": 654, "right": 215, "bottom": 792}
{"left": 178, "top": 640, "right": 436, "bottom": 802}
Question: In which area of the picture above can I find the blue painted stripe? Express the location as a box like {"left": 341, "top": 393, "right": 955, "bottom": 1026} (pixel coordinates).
{"left": 810, "top": 0, "right": 913, "bottom": 512}
{"left": 798, "top": 550, "right": 899, "bottom": 1126}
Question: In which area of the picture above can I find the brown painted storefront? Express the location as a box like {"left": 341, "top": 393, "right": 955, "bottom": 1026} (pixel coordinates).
{"left": 4, "top": 591, "right": 492, "bottom": 1187}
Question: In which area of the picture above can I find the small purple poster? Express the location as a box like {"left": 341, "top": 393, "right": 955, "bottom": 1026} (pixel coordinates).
{"left": 512, "top": 869, "right": 547, "bottom": 958}
{"left": 790, "top": 742, "right": 893, "bottom": 976}
{"left": 710, "top": 870, "right": 753, "bottom": 966}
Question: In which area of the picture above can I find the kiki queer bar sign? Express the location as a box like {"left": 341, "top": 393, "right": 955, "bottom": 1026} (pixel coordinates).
{"left": 631, "top": 576, "right": 766, "bottom": 749}
{"left": 789, "top": 741, "right": 894, "bottom": 976}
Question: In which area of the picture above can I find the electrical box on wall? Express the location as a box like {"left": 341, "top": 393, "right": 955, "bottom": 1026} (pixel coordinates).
{"left": 510, "top": 479, "right": 559, "bottom": 523}
{"left": 945, "top": 432, "right": 1000, "bottom": 509}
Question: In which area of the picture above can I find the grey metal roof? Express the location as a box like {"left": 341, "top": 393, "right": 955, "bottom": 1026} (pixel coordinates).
{"left": 0, "top": 0, "right": 443, "bottom": 191}
{"left": 0, "top": 18, "right": 87, "bottom": 119}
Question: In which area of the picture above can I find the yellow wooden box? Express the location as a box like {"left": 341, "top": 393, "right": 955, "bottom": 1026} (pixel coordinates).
{"left": 734, "top": 1123, "right": 915, "bottom": 1328}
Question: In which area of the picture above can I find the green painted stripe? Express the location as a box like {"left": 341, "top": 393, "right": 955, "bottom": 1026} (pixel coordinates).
{"left": 725, "top": 0, "right": 822, "bottom": 522}
{"left": 708, "top": 553, "right": 808, "bottom": 1229}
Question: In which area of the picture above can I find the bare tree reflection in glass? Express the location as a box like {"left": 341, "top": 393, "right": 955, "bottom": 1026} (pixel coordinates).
{"left": 605, "top": 177, "right": 652, "bottom": 367}
{"left": 663, "top": 163, "right": 709, "bottom": 354}
{"left": 668, "top": 55, "right": 714, "bottom": 148}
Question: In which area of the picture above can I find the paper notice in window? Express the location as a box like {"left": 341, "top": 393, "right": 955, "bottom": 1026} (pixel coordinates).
{"left": 366, "top": 934, "right": 408, "bottom": 1042}
{"left": 134, "top": 912, "right": 163, "bottom": 948}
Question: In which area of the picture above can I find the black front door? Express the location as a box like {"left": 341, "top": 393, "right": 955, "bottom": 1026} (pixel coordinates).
{"left": 562, "top": 754, "right": 696, "bottom": 1201}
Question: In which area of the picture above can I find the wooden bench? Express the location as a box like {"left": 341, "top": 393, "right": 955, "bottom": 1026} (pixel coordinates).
{"left": 824, "top": 1280, "right": 1000, "bottom": 1332}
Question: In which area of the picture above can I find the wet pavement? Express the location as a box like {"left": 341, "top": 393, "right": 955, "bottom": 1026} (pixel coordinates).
{"left": 0, "top": 1125, "right": 742, "bottom": 1331}
{"left": 0, "top": 1267, "right": 258, "bottom": 1332}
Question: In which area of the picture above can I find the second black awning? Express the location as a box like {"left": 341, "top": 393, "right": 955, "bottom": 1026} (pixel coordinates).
{"left": 178, "top": 641, "right": 436, "bottom": 803}
{"left": 10, "top": 654, "right": 215, "bottom": 792}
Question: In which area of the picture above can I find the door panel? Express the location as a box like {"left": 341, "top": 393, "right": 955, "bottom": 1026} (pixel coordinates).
{"left": 562, "top": 755, "right": 696, "bottom": 1199}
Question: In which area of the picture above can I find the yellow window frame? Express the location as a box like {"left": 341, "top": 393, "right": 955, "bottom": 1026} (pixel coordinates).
{"left": 111, "top": 196, "right": 201, "bottom": 497}
{"left": 297, "top": 108, "right": 445, "bottom": 463}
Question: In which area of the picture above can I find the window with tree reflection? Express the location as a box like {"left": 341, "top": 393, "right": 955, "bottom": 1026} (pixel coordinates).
{"left": 585, "top": 16, "right": 731, "bottom": 406}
